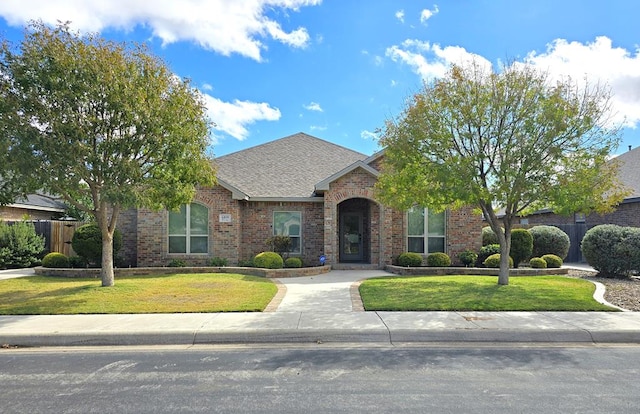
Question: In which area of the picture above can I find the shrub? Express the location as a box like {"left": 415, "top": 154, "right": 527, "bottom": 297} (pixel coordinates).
{"left": 541, "top": 254, "right": 563, "bottom": 268}
{"left": 168, "top": 259, "right": 186, "bottom": 267}
{"left": 509, "top": 228, "right": 533, "bottom": 268}
{"left": 530, "top": 225, "right": 570, "bottom": 259}
{"left": 581, "top": 224, "right": 629, "bottom": 277}
{"left": 426, "top": 252, "right": 451, "bottom": 267}
{"left": 71, "top": 223, "right": 123, "bottom": 266}
{"left": 42, "top": 252, "right": 69, "bottom": 268}
{"left": 0, "top": 220, "right": 45, "bottom": 269}
{"left": 476, "top": 244, "right": 501, "bottom": 267}
{"left": 265, "top": 235, "right": 292, "bottom": 257}
{"left": 397, "top": 252, "right": 423, "bottom": 267}
{"left": 237, "top": 259, "right": 255, "bottom": 267}
{"left": 483, "top": 253, "right": 513, "bottom": 268}
{"left": 458, "top": 250, "right": 478, "bottom": 267}
{"left": 209, "top": 257, "right": 228, "bottom": 267}
{"left": 529, "top": 257, "right": 547, "bottom": 269}
{"left": 482, "top": 226, "right": 501, "bottom": 246}
{"left": 253, "top": 251, "right": 284, "bottom": 269}
{"left": 68, "top": 256, "right": 88, "bottom": 268}
{"left": 614, "top": 228, "right": 640, "bottom": 277}
{"left": 284, "top": 257, "right": 303, "bottom": 268}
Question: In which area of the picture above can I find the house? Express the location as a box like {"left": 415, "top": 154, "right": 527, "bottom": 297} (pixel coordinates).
{"left": 119, "top": 133, "right": 482, "bottom": 268}
{"left": 0, "top": 193, "right": 67, "bottom": 221}
{"left": 522, "top": 145, "right": 640, "bottom": 262}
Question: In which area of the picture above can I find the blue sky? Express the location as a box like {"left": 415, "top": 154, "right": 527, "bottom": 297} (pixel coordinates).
{"left": 0, "top": 0, "right": 638, "bottom": 157}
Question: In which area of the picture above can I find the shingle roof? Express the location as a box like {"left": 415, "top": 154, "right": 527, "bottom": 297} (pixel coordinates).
{"left": 9, "top": 194, "right": 67, "bottom": 212}
{"left": 615, "top": 146, "right": 640, "bottom": 198}
{"left": 215, "top": 132, "right": 368, "bottom": 199}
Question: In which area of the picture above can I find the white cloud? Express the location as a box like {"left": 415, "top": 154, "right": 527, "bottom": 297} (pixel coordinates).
{"left": 386, "top": 39, "right": 491, "bottom": 80}
{"left": 0, "top": 0, "right": 321, "bottom": 61}
{"left": 202, "top": 83, "right": 213, "bottom": 91}
{"left": 521, "top": 36, "right": 640, "bottom": 128}
{"left": 310, "top": 125, "right": 327, "bottom": 131}
{"left": 420, "top": 5, "right": 439, "bottom": 24}
{"left": 361, "top": 130, "right": 378, "bottom": 140}
{"left": 395, "top": 10, "right": 405, "bottom": 23}
{"left": 202, "top": 94, "right": 281, "bottom": 141}
{"left": 390, "top": 79, "right": 397, "bottom": 87}
{"left": 303, "top": 102, "right": 323, "bottom": 112}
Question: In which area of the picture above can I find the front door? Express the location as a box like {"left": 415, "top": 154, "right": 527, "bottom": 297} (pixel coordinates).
{"left": 340, "top": 212, "right": 363, "bottom": 262}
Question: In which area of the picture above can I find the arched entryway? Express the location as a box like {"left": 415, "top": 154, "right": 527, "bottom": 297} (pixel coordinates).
{"left": 338, "top": 198, "right": 374, "bottom": 263}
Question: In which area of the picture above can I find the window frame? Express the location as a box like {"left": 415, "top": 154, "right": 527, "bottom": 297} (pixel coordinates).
{"left": 168, "top": 202, "right": 209, "bottom": 255}
{"left": 273, "top": 211, "right": 302, "bottom": 255}
{"left": 406, "top": 206, "right": 446, "bottom": 254}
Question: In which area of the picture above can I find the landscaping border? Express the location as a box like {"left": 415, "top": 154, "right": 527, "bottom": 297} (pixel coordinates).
{"left": 385, "top": 265, "right": 569, "bottom": 276}
{"left": 34, "top": 265, "right": 332, "bottom": 279}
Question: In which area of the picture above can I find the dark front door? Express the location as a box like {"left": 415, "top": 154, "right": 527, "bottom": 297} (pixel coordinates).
{"left": 340, "top": 212, "right": 363, "bottom": 262}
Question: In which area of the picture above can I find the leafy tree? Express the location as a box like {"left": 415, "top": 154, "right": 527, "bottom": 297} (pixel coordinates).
{"left": 0, "top": 22, "right": 216, "bottom": 286}
{"left": 376, "top": 61, "right": 628, "bottom": 285}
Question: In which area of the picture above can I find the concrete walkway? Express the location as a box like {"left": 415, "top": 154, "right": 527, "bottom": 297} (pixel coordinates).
{"left": 2, "top": 267, "right": 640, "bottom": 347}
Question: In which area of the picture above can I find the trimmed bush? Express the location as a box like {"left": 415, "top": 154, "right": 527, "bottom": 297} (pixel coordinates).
{"left": 483, "top": 253, "right": 514, "bottom": 268}
{"left": 237, "top": 259, "right": 255, "bottom": 267}
{"left": 168, "top": 259, "right": 186, "bottom": 267}
{"left": 476, "top": 244, "right": 501, "bottom": 267}
{"left": 541, "top": 254, "right": 563, "bottom": 268}
{"left": 0, "top": 220, "right": 45, "bottom": 269}
{"left": 284, "top": 257, "right": 303, "bottom": 268}
{"left": 426, "top": 252, "right": 451, "bottom": 267}
{"left": 397, "top": 252, "right": 423, "bottom": 267}
{"left": 68, "top": 256, "right": 88, "bottom": 268}
{"left": 529, "top": 257, "right": 547, "bottom": 269}
{"left": 582, "top": 224, "right": 640, "bottom": 278}
{"left": 253, "top": 251, "right": 284, "bottom": 269}
{"left": 530, "top": 225, "right": 570, "bottom": 259}
{"left": 509, "top": 228, "right": 533, "bottom": 268}
{"left": 71, "top": 223, "right": 123, "bottom": 266}
{"left": 458, "top": 250, "right": 478, "bottom": 267}
{"left": 42, "top": 252, "right": 69, "bottom": 268}
{"left": 482, "top": 226, "right": 501, "bottom": 246}
{"left": 209, "top": 257, "right": 228, "bottom": 267}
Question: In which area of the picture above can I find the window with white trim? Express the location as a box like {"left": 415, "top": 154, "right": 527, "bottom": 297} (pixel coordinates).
{"left": 407, "top": 206, "right": 446, "bottom": 254}
{"left": 168, "top": 203, "right": 209, "bottom": 254}
{"left": 273, "top": 211, "right": 301, "bottom": 254}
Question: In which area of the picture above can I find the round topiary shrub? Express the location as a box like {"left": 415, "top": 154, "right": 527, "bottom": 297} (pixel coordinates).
{"left": 42, "top": 252, "right": 69, "bottom": 268}
{"left": 284, "top": 257, "right": 303, "bottom": 268}
{"left": 71, "top": 223, "right": 123, "bottom": 266}
{"left": 482, "top": 227, "right": 501, "bottom": 246}
{"left": 529, "top": 257, "right": 547, "bottom": 269}
{"left": 397, "top": 252, "right": 423, "bottom": 267}
{"left": 458, "top": 250, "right": 478, "bottom": 267}
{"left": 581, "top": 224, "right": 628, "bottom": 278}
{"left": 509, "top": 228, "right": 533, "bottom": 268}
{"left": 476, "top": 244, "right": 501, "bottom": 267}
{"left": 483, "top": 253, "right": 514, "bottom": 268}
{"left": 530, "top": 225, "right": 570, "bottom": 259}
{"left": 426, "top": 252, "right": 451, "bottom": 267}
{"left": 253, "top": 252, "right": 284, "bottom": 269}
{"left": 541, "top": 254, "right": 563, "bottom": 268}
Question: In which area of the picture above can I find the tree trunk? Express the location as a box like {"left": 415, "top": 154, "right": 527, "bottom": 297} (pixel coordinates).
{"left": 100, "top": 229, "right": 115, "bottom": 287}
{"left": 498, "top": 228, "right": 512, "bottom": 285}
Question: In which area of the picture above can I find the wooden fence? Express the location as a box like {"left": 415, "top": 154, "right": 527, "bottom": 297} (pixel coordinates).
{"left": 6, "top": 220, "right": 84, "bottom": 256}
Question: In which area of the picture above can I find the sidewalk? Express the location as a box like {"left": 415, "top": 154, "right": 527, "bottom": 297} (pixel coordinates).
{"left": 1, "top": 268, "right": 640, "bottom": 347}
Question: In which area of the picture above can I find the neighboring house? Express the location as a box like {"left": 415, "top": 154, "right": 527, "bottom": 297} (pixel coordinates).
{"left": 0, "top": 193, "right": 67, "bottom": 221}
{"left": 119, "top": 133, "right": 482, "bottom": 268}
{"left": 522, "top": 145, "right": 640, "bottom": 262}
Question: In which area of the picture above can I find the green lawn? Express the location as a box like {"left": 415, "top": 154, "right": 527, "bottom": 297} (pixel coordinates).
{"left": 0, "top": 273, "right": 278, "bottom": 314}
{"left": 359, "top": 275, "right": 617, "bottom": 311}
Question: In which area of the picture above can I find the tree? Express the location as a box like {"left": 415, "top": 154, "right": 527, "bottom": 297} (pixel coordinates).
{"left": 376, "top": 61, "right": 628, "bottom": 285}
{"left": 0, "top": 22, "right": 216, "bottom": 286}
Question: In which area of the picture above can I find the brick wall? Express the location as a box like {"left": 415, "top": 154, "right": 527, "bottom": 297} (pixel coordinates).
{"left": 525, "top": 201, "right": 640, "bottom": 228}
{"left": 239, "top": 201, "right": 324, "bottom": 266}
{"left": 0, "top": 206, "right": 61, "bottom": 221}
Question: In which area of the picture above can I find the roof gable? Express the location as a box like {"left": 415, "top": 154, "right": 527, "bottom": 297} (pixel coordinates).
{"left": 315, "top": 161, "right": 380, "bottom": 192}
{"left": 215, "top": 132, "right": 367, "bottom": 199}
{"left": 615, "top": 146, "right": 640, "bottom": 198}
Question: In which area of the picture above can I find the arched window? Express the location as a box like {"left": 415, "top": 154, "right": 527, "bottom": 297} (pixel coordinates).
{"left": 168, "top": 203, "right": 209, "bottom": 254}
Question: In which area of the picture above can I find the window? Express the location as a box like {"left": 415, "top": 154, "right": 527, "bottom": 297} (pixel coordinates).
{"left": 168, "top": 203, "right": 208, "bottom": 254}
{"left": 273, "top": 211, "right": 301, "bottom": 254}
{"left": 407, "top": 207, "right": 445, "bottom": 254}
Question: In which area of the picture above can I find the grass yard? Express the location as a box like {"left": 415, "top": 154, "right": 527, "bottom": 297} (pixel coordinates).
{"left": 0, "top": 273, "right": 278, "bottom": 314}
{"left": 359, "top": 275, "right": 617, "bottom": 311}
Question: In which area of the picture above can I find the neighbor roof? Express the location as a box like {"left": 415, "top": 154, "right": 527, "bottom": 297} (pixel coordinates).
{"left": 215, "top": 132, "right": 368, "bottom": 199}
{"left": 7, "top": 193, "right": 67, "bottom": 212}
{"left": 615, "top": 145, "right": 640, "bottom": 199}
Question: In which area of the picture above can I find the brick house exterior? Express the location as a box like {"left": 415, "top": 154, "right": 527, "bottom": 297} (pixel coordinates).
{"left": 119, "top": 133, "right": 482, "bottom": 268}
